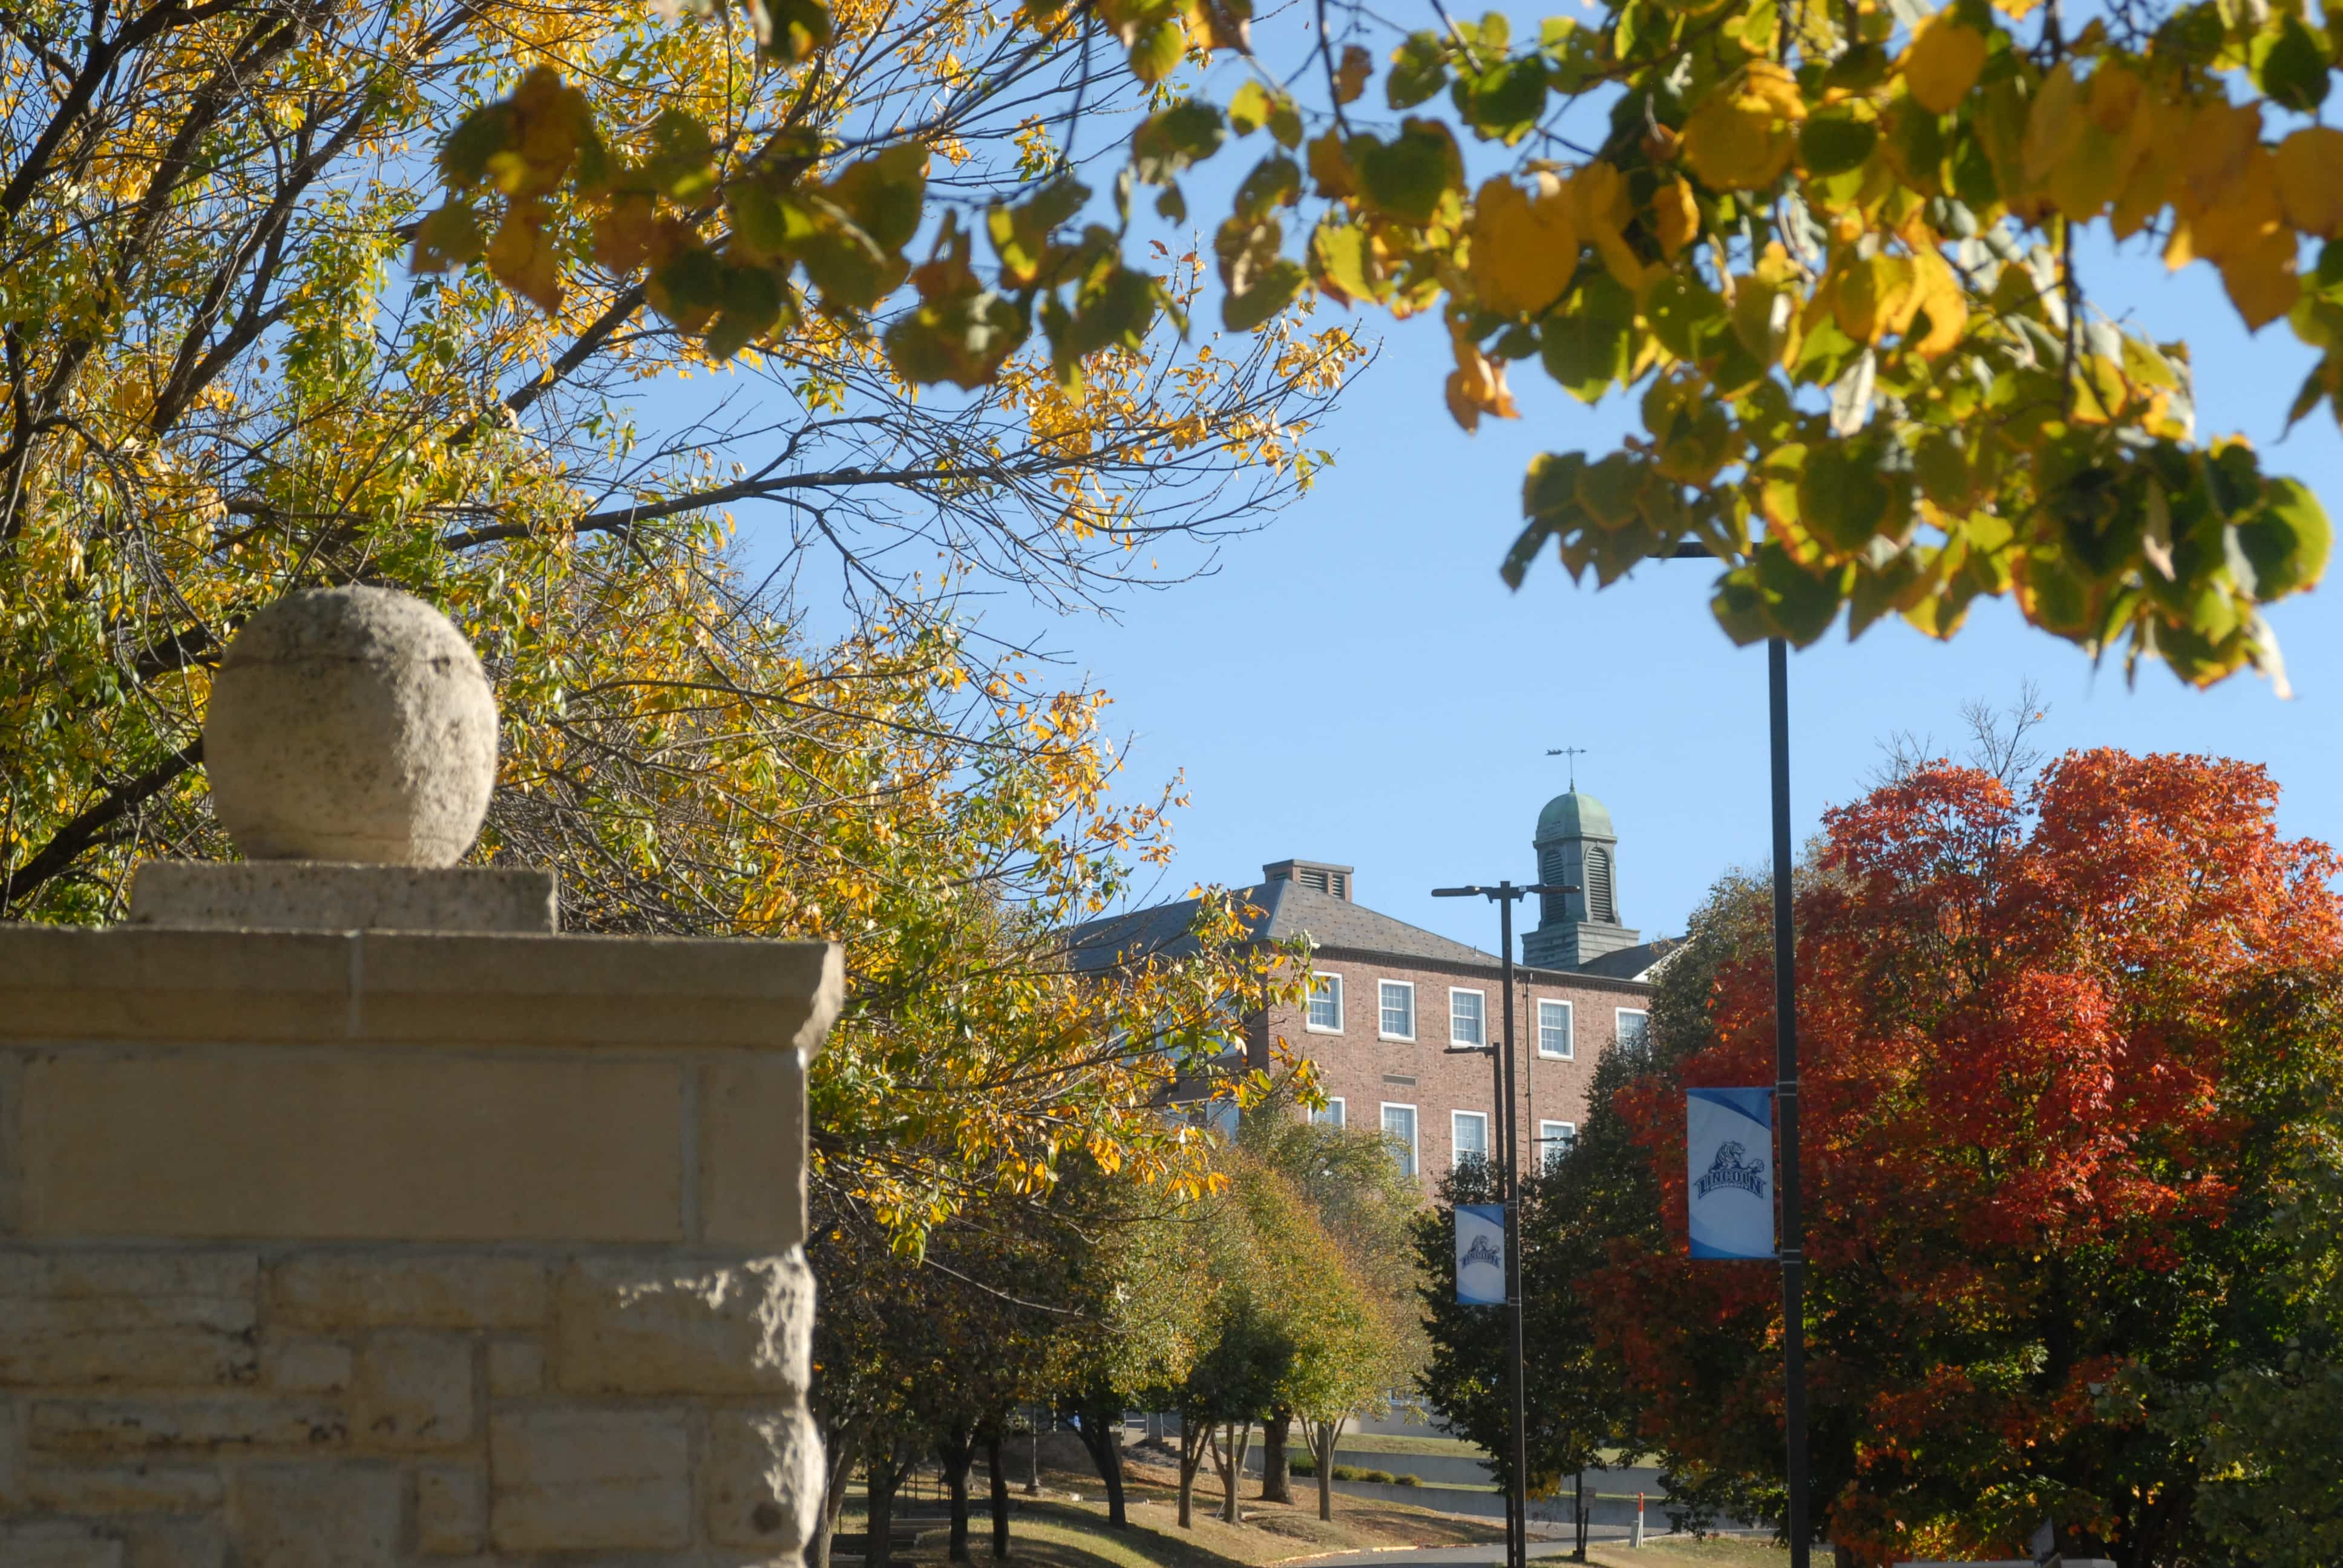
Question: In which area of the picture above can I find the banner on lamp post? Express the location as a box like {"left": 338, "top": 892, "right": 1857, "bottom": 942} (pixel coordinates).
{"left": 1687, "top": 1088, "right": 1776, "bottom": 1260}
{"left": 1455, "top": 1203, "right": 1506, "bottom": 1304}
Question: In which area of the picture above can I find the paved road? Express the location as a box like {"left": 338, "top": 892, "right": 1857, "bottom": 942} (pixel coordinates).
{"left": 1294, "top": 1535, "right": 1730, "bottom": 1567}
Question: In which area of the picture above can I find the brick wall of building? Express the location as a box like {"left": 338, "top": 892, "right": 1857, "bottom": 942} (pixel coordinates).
{"left": 1251, "top": 946, "right": 1651, "bottom": 1187}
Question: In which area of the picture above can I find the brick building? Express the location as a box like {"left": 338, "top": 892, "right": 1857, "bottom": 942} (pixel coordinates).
{"left": 1069, "top": 788, "right": 1674, "bottom": 1189}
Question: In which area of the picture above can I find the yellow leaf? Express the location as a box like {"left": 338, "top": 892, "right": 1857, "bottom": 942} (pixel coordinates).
{"left": 1832, "top": 253, "right": 1918, "bottom": 344}
{"left": 2046, "top": 122, "right": 2126, "bottom": 220}
{"left": 1902, "top": 15, "right": 1988, "bottom": 116}
{"left": 1469, "top": 175, "right": 1579, "bottom": 316}
{"left": 1335, "top": 44, "right": 1371, "bottom": 103}
{"left": 1444, "top": 327, "right": 1519, "bottom": 432}
{"left": 1994, "top": 0, "right": 2042, "bottom": 19}
{"left": 487, "top": 200, "right": 562, "bottom": 313}
{"left": 1682, "top": 64, "right": 1805, "bottom": 191}
{"left": 2022, "top": 62, "right": 2084, "bottom": 187}
{"left": 2187, "top": 151, "right": 2284, "bottom": 264}
{"left": 2178, "top": 97, "right": 2263, "bottom": 215}
{"left": 1909, "top": 249, "right": 1967, "bottom": 358}
{"left": 2219, "top": 229, "right": 2299, "bottom": 332}
{"left": 1654, "top": 175, "right": 1700, "bottom": 257}
{"left": 2275, "top": 126, "right": 2343, "bottom": 237}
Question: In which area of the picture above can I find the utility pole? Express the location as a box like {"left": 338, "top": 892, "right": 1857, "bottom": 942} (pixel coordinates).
{"left": 1769, "top": 638, "right": 1809, "bottom": 1568}
{"left": 1435, "top": 878, "right": 1574, "bottom": 1568}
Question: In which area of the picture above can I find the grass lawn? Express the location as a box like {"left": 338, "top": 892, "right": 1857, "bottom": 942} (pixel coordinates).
{"left": 1320, "top": 1432, "right": 1484, "bottom": 1459}
{"left": 841, "top": 1440, "right": 1502, "bottom": 1568}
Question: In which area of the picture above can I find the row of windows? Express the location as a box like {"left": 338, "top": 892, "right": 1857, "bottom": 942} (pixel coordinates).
{"left": 1310, "top": 1099, "right": 1576, "bottom": 1178}
{"left": 1306, "top": 973, "right": 1648, "bottom": 1059}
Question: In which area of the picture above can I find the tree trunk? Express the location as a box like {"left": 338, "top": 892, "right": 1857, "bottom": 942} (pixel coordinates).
{"left": 1176, "top": 1417, "right": 1210, "bottom": 1529}
{"left": 986, "top": 1432, "right": 1011, "bottom": 1561}
{"left": 1026, "top": 1413, "right": 1042, "bottom": 1497}
{"left": 939, "top": 1422, "right": 976, "bottom": 1563}
{"left": 1257, "top": 1409, "right": 1293, "bottom": 1503}
{"left": 810, "top": 1414, "right": 868, "bottom": 1568}
{"left": 1213, "top": 1420, "right": 1251, "bottom": 1523}
{"left": 1069, "top": 1390, "right": 1129, "bottom": 1528}
{"left": 867, "top": 1461, "right": 901, "bottom": 1568}
{"left": 1309, "top": 1416, "right": 1345, "bottom": 1523}
{"left": 1572, "top": 1469, "right": 1587, "bottom": 1561}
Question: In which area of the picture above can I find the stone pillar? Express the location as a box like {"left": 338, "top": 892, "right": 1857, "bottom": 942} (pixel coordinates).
{"left": 0, "top": 588, "right": 840, "bottom": 1567}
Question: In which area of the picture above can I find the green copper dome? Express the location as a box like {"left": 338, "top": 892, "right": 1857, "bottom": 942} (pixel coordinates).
{"left": 1535, "top": 789, "right": 1614, "bottom": 842}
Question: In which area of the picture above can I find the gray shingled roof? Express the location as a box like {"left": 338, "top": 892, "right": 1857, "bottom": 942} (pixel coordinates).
{"left": 1572, "top": 938, "right": 1682, "bottom": 981}
{"left": 1063, "top": 878, "right": 1496, "bottom": 973}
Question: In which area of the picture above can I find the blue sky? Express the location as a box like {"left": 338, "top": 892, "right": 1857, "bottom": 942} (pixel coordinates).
{"left": 977, "top": 238, "right": 2343, "bottom": 955}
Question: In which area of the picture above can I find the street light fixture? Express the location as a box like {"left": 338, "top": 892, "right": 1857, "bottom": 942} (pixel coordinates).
{"left": 1431, "top": 878, "right": 1575, "bottom": 1568}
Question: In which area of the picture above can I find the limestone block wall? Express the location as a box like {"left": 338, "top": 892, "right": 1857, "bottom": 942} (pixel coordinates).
{"left": 0, "top": 921, "right": 841, "bottom": 1568}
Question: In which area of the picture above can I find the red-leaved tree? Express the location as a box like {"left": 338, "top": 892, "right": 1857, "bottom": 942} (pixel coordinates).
{"left": 1594, "top": 750, "right": 2343, "bottom": 1567}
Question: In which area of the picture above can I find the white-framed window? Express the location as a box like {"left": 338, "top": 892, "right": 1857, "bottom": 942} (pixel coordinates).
{"left": 1311, "top": 1097, "right": 1347, "bottom": 1128}
{"left": 1616, "top": 1007, "right": 1650, "bottom": 1052}
{"left": 1451, "top": 1110, "right": 1490, "bottom": 1168}
{"left": 1306, "top": 972, "right": 1345, "bottom": 1033}
{"left": 1536, "top": 998, "right": 1575, "bottom": 1060}
{"left": 1380, "top": 1103, "right": 1418, "bottom": 1177}
{"left": 1449, "top": 988, "right": 1486, "bottom": 1048}
{"left": 1378, "top": 980, "right": 1416, "bottom": 1041}
{"left": 1538, "top": 1120, "right": 1576, "bottom": 1168}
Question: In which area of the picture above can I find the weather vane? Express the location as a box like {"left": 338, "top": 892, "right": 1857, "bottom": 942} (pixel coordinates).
{"left": 1546, "top": 746, "right": 1590, "bottom": 791}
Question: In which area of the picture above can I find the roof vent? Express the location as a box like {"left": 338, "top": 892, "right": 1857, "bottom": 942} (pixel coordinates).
{"left": 1262, "top": 858, "right": 1354, "bottom": 902}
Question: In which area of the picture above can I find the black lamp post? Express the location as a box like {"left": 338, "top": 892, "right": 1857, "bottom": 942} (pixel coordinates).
{"left": 1653, "top": 544, "right": 1809, "bottom": 1568}
{"left": 1432, "top": 878, "right": 1575, "bottom": 1568}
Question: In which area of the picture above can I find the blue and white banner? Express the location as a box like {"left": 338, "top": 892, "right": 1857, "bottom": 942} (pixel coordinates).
{"left": 1687, "top": 1088, "right": 1775, "bottom": 1260}
{"left": 1455, "top": 1204, "right": 1506, "bottom": 1305}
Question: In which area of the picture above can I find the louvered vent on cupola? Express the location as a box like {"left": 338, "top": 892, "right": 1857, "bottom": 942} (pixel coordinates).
{"left": 1584, "top": 845, "right": 1616, "bottom": 924}
{"left": 1262, "top": 859, "right": 1354, "bottom": 902}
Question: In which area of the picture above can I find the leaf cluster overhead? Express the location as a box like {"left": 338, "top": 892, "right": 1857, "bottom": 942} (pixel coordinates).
{"left": 441, "top": 0, "right": 2339, "bottom": 688}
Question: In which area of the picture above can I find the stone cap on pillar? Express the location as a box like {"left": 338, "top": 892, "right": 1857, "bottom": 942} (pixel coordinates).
{"left": 139, "top": 583, "right": 555, "bottom": 932}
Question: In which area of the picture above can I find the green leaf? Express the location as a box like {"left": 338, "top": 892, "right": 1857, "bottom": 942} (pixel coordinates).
{"left": 2235, "top": 477, "right": 2332, "bottom": 597}
{"left": 988, "top": 177, "right": 1089, "bottom": 286}
{"left": 1643, "top": 274, "right": 1727, "bottom": 362}
{"left": 1223, "top": 260, "right": 1306, "bottom": 330}
{"left": 1539, "top": 275, "right": 1633, "bottom": 402}
{"left": 825, "top": 143, "right": 929, "bottom": 255}
{"left": 751, "top": 0, "right": 834, "bottom": 59}
{"left": 1229, "top": 80, "right": 1274, "bottom": 134}
{"left": 1800, "top": 110, "right": 1878, "bottom": 176}
{"left": 411, "top": 203, "right": 488, "bottom": 271}
{"left": 1450, "top": 57, "right": 1547, "bottom": 143}
{"left": 1797, "top": 440, "right": 1897, "bottom": 552}
{"left": 1388, "top": 32, "right": 1450, "bottom": 108}
{"left": 646, "top": 109, "right": 716, "bottom": 203}
{"left": 1132, "top": 102, "right": 1228, "bottom": 185}
{"left": 704, "top": 263, "right": 788, "bottom": 359}
{"left": 1156, "top": 184, "right": 1188, "bottom": 224}
{"left": 1755, "top": 540, "right": 1846, "bottom": 644}
{"left": 1576, "top": 451, "right": 1645, "bottom": 530}
{"left": 1308, "top": 218, "right": 1377, "bottom": 303}
{"left": 439, "top": 105, "right": 514, "bottom": 191}
{"left": 1355, "top": 119, "right": 1462, "bottom": 225}
{"left": 2254, "top": 15, "right": 2332, "bottom": 115}
{"left": 1129, "top": 18, "right": 1187, "bottom": 84}
{"left": 1234, "top": 155, "right": 1302, "bottom": 220}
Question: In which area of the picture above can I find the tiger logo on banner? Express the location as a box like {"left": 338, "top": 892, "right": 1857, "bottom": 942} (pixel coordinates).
{"left": 1687, "top": 1088, "right": 1775, "bottom": 1260}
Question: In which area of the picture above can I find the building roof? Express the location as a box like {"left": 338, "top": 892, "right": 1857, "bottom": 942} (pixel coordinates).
{"left": 1571, "top": 937, "right": 1682, "bottom": 982}
{"left": 1535, "top": 789, "right": 1614, "bottom": 842}
{"left": 1064, "top": 877, "right": 1496, "bottom": 973}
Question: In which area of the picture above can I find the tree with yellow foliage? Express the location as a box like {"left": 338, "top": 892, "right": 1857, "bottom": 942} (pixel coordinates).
{"left": 437, "top": 0, "right": 2333, "bottom": 688}
{"left": 0, "top": 0, "right": 1357, "bottom": 920}
{"left": 0, "top": 0, "right": 1342, "bottom": 1246}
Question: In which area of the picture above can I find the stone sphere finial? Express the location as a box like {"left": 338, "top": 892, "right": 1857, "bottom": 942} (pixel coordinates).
{"left": 202, "top": 586, "right": 498, "bottom": 866}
